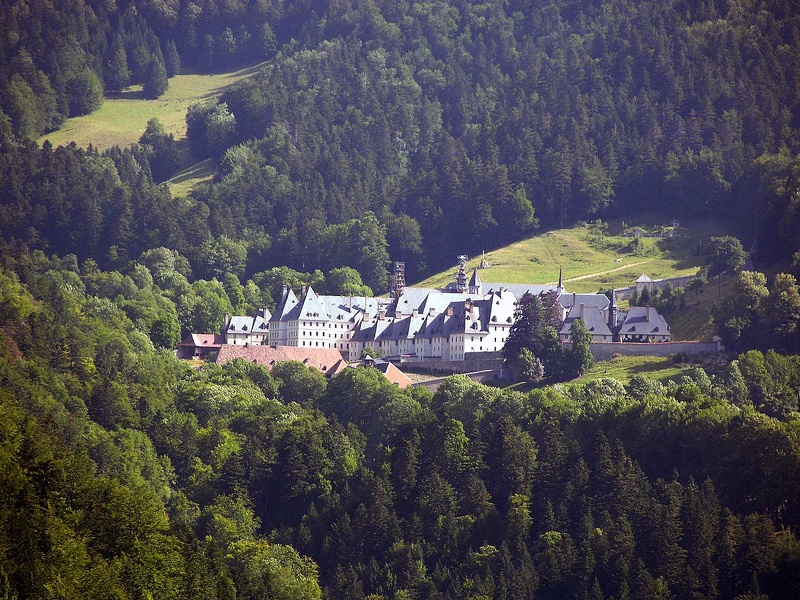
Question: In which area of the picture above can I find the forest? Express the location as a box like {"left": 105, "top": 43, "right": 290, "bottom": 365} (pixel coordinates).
{"left": 2, "top": 0, "right": 800, "bottom": 286}
{"left": 3, "top": 239, "right": 800, "bottom": 599}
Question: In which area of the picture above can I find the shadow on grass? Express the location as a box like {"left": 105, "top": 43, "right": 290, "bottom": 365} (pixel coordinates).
{"left": 106, "top": 89, "right": 147, "bottom": 100}
{"left": 627, "top": 359, "right": 674, "bottom": 374}
{"left": 183, "top": 61, "right": 270, "bottom": 101}
{"left": 168, "top": 158, "right": 215, "bottom": 186}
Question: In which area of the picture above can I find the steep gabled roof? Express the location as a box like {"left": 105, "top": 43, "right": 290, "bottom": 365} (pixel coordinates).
{"left": 456, "top": 300, "right": 490, "bottom": 334}
{"left": 485, "top": 289, "right": 516, "bottom": 326}
{"left": 559, "top": 306, "right": 613, "bottom": 338}
{"left": 270, "top": 287, "right": 299, "bottom": 322}
{"left": 286, "top": 286, "right": 329, "bottom": 321}
{"left": 370, "top": 361, "right": 413, "bottom": 388}
{"left": 177, "top": 333, "right": 226, "bottom": 347}
{"left": 619, "top": 306, "right": 670, "bottom": 336}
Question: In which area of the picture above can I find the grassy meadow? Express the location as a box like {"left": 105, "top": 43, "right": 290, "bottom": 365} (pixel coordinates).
{"left": 572, "top": 354, "right": 695, "bottom": 385}
{"left": 38, "top": 63, "right": 265, "bottom": 195}
{"left": 414, "top": 220, "right": 724, "bottom": 293}
{"left": 493, "top": 354, "right": 698, "bottom": 393}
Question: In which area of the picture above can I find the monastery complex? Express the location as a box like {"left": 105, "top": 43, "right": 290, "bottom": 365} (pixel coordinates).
{"left": 178, "top": 262, "right": 672, "bottom": 365}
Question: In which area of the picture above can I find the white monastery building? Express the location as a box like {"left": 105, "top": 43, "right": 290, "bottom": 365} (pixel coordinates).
{"left": 208, "top": 266, "right": 669, "bottom": 363}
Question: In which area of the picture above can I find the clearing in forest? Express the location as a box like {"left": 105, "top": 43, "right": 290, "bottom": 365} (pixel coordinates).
{"left": 414, "top": 220, "right": 729, "bottom": 294}
{"left": 38, "top": 63, "right": 265, "bottom": 195}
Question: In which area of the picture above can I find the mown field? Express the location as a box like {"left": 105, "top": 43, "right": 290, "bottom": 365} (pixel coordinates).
{"left": 414, "top": 219, "right": 732, "bottom": 294}
{"left": 38, "top": 63, "right": 264, "bottom": 195}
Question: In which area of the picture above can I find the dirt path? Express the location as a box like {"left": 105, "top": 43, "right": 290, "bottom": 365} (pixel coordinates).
{"left": 554, "top": 260, "right": 652, "bottom": 284}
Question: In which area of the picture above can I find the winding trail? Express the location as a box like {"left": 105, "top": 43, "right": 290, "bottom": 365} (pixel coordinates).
{"left": 545, "top": 260, "right": 653, "bottom": 285}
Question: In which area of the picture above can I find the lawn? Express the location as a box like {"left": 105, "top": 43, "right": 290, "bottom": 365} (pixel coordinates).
{"left": 413, "top": 219, "right": 737, "bottom": 294}
{"left": 38, "top": 63, "right": 265, "bottom": 195}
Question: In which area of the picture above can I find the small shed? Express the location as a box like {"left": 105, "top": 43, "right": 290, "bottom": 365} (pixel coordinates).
{"left": 177, "top": 333, "right": 225, "bottom": 360}
{"left": 636, "top": 273, "right": 654, "bottom": 294}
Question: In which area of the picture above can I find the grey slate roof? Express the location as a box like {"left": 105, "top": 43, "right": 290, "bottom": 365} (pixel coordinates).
{"left": 487, "top": 283, "right": 557, "bottom": 298}
{"left": 270, "top": 287, "right": 299, "bottom": 323}
{"left": 226, "top": 315, "right": 269, "bottom": 333}
{"left": 560, "top": 305, "right": 613, "bottom": 338}
{"left": 619, "top": 306, "right": 670, "bottom": 336}
{"left": 559, "top": 292, "right": 610, "bottom": 311}
{"left": 485, "top": 289, "right": 517, "bottom": 326}
{"left": 469, "top": 269, "right": 482, "bottom": 289}
{"left": 287, "top": 286, "right": 328, "bottom": 321}
{"left": 319, "top": 295, "right": 390, "bottom": 322}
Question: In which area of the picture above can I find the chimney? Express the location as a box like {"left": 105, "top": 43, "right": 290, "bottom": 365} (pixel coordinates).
{"left": 379, "top": 309, "right": 386, "bottom": 320}
{"left": 646, "top": 306, "right": 650, "bottom": 322}
{"left": 573, "top": 292, "right": 576, "bottom": 306}
{"left": 301, "top": 285, "right": 307, "bottom": 299}
{"left": 412, "top": 308, "right": 418, "bottom": 317}
{"left": 349, "top": 296, "right": 353, "bottom": 310}
{"left": 429, "top": 307, "right": 436, "bottom": 316}
{"left": 579, "top": 304, "right": 584, "bottom": 319}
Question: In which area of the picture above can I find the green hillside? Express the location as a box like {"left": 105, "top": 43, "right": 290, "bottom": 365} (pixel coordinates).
{"left": 413, "top": 220, "right": 729, "bottom": 293}
{"left": 38, "top": 64, "right": 264, "bottom": 195}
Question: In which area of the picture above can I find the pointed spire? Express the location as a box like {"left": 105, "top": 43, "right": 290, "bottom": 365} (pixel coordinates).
{"left": 468, "top": 268, "right": 482, "bottom": 294}
{"left": 557, "top": 267, "right": 565, "bottom": 294}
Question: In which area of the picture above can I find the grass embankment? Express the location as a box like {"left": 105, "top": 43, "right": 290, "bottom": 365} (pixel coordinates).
{"left": 573, "top": 354, "right": 695, "bottom": 385}
{"left": 415, "top": 219, "right": 731, "bottom": 294}
{"left": 39, "top": 63, "right": 265, "bottom": 195}
{"left": 492, "top": 355, "right": 697, "bottom": 393}
{"left": 666, "top": 270, "right": 738, "bottom": 341}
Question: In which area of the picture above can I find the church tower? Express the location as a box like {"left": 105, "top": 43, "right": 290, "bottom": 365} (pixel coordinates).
{"left": 468, "top": 268, "right": 483, "bottom": 295}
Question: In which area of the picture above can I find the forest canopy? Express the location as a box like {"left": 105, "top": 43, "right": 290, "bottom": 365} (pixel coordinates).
{"left": 2, "top": 245, "right": 800, "bottom": 598}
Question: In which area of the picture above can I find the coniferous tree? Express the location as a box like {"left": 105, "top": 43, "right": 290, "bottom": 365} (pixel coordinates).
{"left": 65, "top": 69, "right": 104, "bottom": 116}
{"left": 105, "top": 40, "right": 131, "bottom": 93}
{"left": 569, "top": 318, "right": 594, "bottom": 378}
{"left": 143, "top": 58, "right": 168, "bottom": 100}
{"left": 163, "top": 39, "right": 181, "bottom": 77}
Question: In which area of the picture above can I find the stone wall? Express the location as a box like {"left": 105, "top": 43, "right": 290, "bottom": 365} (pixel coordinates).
{"left": 615, "top": 275, "right": 695, "bottom": 299}
{"left": 588, "top": 340, "right": 721, "bottom": 361}
{"left": 411, "top": 370, "right": 503, "bottom": 392}
{"left": 399, "top": 351, "right": 505, "bottom": 374}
